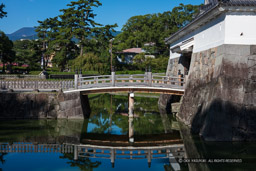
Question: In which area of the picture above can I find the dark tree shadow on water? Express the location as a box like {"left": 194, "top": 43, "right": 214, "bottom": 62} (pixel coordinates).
{"left": 60, "top": 153, "right": 101, "bottom": 171}
{"left": 0, "top": 153, "right": 7, "bottom": 165}
{"left": 0, "top": 153, "right": 7, "bottom": 171}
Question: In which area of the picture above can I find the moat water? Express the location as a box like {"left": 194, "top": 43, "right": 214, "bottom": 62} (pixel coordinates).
{"left": 0, "top": 94, "right": 255, "bottom": 171}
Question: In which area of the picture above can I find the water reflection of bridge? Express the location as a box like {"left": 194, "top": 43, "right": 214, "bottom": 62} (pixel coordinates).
{"left": 81, "top": 132, "right": 182, "bottom": 146}
{"left": 0, "top": 143, "right": 185, "bottom": 169}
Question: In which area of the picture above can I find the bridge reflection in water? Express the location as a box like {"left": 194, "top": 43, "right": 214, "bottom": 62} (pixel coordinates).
{"left": 0, "top": 94, "right": 186, "bottom": 170}
{"left": 0, "top": 142, "right": 184, "bottom": 169}
{"left": 0, "top": 114, "right": 184, "bottom": 170}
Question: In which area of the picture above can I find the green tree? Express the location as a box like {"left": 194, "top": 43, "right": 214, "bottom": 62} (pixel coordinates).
{"left": 35, "top": 1, "right": 119, "bottom": 72}
{"left": 0, "top": 31, "right": 15, "bottom": 73}
{"left": 132, "top": 53, "right": 168, "bottom": 72}
{"left": 60, "top": 0, "right": 102, "bottom": 57}
{"left": 69, "top": 52, "right": 106, "bottom": 74}
{"left": 13, "top": 40, "right": 41, "bottom": 70}
{"left": 36, "top": 16, "right": 78, "bottom": 71}
{"left": 35, "top": 17, "right": 58, "bottom": 69}
{"left": 89, "top": 24, "right": 117, "bottom": 73}
{"left": 114, "top": 3, "right": 199, "bottom": 61}
{"left": 0, "top": 3, "right": 7, "bottom": 18}
{"left": 68, "top": 24, "right": 118, "bottom": 74}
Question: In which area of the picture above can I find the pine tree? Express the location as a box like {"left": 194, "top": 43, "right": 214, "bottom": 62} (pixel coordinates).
{"left": 60, "top": 0, "right": 102, "bottom": 57}
{"left": 0, "top": 3, "right": 7, "bottom": 18}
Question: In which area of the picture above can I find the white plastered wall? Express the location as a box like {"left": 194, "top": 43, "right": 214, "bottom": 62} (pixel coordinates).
{"left": 193, "top": 14, "right": 226, "bottom": 53}
{"left": 170, "top": 13, "right": 226, "bottom": 55}
{"left": 225, "top": 12, "right": 256, "bottom": 45}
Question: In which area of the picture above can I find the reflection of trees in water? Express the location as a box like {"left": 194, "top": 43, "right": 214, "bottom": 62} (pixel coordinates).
{"left": 89, "top": 113, "right": 113, "bottom": 134}
{"left": 88, "top": 93, "right": 174, "bottom": 135}
{"left": 89, "top": 94, "right": 159, "bottom": 115}
{"left": 0, "top": 153, "right": 7, "bottom": 171}
{"left": 113, "top": 113, "right": 166, "bottom": 135}
{"left": 0, "top": 120, "right": 84, "bottom": 144}
{"left": 0, "top": 153, "right": 7, "bottom": 164}
{"left": 60, "top": 153, "right": 101, "bottom": 171}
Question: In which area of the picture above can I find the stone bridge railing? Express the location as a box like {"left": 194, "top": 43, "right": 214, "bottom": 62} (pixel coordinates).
{"left": 0, "top": 80, "right": 74, "bottom": 90}
{"left": 76, "top": 72, "right": 185, "bottom": 90}
{"left": 0, "top": 72, "right": 185, "bottom": 91}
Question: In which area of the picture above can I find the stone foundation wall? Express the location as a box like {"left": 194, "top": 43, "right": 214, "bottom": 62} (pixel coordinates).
{"left": 167, "top": 58, "right": 181, "bottom": 76}
{"left": 0, "top": 91, "right": 90, "bottom": 119}
{"left": 158, "top": 94, "right": 182, "bottom": 114}
{"left": 179, "top": 44, "right": 256, "bottom": 141}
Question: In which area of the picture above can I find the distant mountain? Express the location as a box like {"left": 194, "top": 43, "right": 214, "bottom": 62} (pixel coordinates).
{"left": 112, "top": 31, "right": 122, "bottom": 37}
{"left": 7, "top": 27, "right": 38, "bottom": 41}
{"left": 7, "top": 27, "right": 121, "bottom": 41}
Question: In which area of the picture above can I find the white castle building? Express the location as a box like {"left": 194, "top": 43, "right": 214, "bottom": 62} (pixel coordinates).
{"left": 165, "top": 0, "right": 256, "bottom": 77}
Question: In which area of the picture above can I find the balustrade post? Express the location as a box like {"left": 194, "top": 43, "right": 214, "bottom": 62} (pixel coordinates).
{"left": 74, "top": 145, "right": 78, "bottom": 161}
{"left": 178, "top": 70, "right": 183, "bottom": 87}
{"left": 145, "top": 68, "right": 148, "bottom": 83}
{"left": 148, "top": 67, "right": 152, "bottom": 87}
{"left": 111, "top": 67, "right": 115, "bottom": 87}
{"left": 147, "top": 149, "right": 151, "bottom": 168}
{"left": 74, "top": 69, "right": 78, "bottom": 89}
{"left": 111, "top": 149, "right": 115, "bottom": 168}
{"left": 79, "top": 69, "right": 82, "bottom": 87}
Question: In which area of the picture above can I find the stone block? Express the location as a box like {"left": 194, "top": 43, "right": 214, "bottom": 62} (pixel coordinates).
{"left": 217, "top": 44, "right": 251, "bottom": 56}
{"left": 250, "top": 45, "right": 256, "bottom": 55}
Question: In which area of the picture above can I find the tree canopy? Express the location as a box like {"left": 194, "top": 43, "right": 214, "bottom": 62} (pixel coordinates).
{"left": 112, "top": 3, "right": 199, "bottom": 72}
{"left": 35, "top": 0, "right": 117, "bottom": 72}
{"left": 0, "top": 3, "right": 7, "bottom": 19}
{"left": 31, "top": 2, "right": 199, "bottom": 74}
{"left": 13, "top": 40, "right": 41, "bottom": 70}
{"left": 0, "top": 31, "right": 15, "bottom": 72}
{"left": 114, "top": 3, "right": 199, "bottom": 56}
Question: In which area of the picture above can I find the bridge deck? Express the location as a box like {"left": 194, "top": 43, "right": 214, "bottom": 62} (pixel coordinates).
{"left": 65, "top": 86, "right": 184, "bottom": 95}
{"left": 0, "top": 73, "right": 185, "bottom": 95}
{"left": 65, "top": 73, "right": 185, "bottom": 95}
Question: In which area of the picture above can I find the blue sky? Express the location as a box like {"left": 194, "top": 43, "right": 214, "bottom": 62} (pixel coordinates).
{"left": 0, "top": 0, "right": 203, "bottom": 34}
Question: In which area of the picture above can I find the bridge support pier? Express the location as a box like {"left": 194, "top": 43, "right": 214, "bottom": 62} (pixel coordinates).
{"left": 129, "top": 117, "right": 134, "bottom": 143}
{"left": 128, "top": 92, "right": 134, "bottom": 143}
{"left": 74, "top": 145, "right": 78, "bottom": 161}
{"left": 128, "top": 92, "right": 134, "bottom": 117}
{"left": 75, "top": 73, "right": 78, "bottom": 89}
